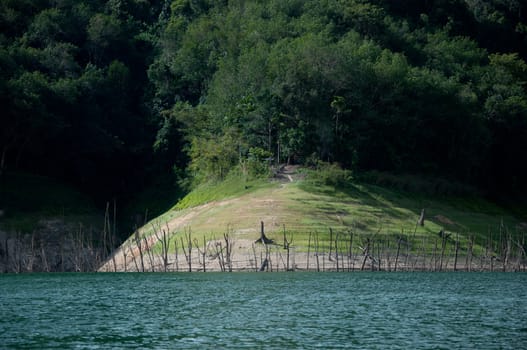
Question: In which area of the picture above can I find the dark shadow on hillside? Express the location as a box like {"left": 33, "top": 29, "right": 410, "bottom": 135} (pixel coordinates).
{"left": 298, "top": 180, "right": 412, "bottom": 222}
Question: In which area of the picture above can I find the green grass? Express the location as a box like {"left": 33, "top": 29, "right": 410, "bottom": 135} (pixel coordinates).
{"left": 173, "top": 172, "right": 275, "bottom": 210}
{"left": 138, "top": 169, "right": 525, "bottom": 259}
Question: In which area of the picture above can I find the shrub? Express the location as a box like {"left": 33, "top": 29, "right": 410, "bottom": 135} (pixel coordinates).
{"left": 246, "top": 147, "right": 273, "bottom": 178}
{"left": 306, "top": 161, "right": 352, "bottom": 187}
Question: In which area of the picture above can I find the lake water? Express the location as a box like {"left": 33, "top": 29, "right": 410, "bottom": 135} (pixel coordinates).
{"left": 1, "top": 272, "right": 526, "bottom": 349}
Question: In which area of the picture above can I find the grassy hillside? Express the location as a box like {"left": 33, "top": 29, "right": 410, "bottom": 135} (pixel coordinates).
{"left": 107, "top": 166, "right": 526, "bottom": 272}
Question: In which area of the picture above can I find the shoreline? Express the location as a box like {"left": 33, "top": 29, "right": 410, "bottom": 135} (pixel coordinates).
{"left": 98, "top": 242, "right": 527, "bottom": 273}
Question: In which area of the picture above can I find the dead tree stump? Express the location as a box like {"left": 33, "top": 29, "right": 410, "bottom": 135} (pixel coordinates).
{"left": 255, "top": 221, "right": 274, "bottom": 244}
{"left": 418, "top": 209, "right": 425, "bottom": 226}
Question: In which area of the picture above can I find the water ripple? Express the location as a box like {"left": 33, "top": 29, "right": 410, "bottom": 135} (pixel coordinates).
{"left": 1, "top": 272, "right": 526, "bottom": 349}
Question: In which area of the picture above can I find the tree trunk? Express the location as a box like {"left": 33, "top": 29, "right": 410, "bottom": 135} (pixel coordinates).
{"left": 307, "top": 232, "right": 311, "bottom": 271}
{"left": 454, "top": 233, "right": 459, "bottom": 272}
{"left": 255, "top": 221, "right": 273, "bottom": 244}
{"left": 394, "top": 238, "right": 402, "bottom": 272}
{"left": 361, "top": 238, "right": 370, "bottom": 271}
{"left": 418, "top": 209, "right": 425, "bottom": 226}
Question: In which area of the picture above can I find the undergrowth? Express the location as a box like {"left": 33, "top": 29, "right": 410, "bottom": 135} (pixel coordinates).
{"left": 0, "top": 172, "right": 100, "bottom": 232}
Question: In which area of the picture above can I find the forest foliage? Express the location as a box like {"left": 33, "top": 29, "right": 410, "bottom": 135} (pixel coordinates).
{"left": 1, "top": 0, "right": 527, "bottom": 221}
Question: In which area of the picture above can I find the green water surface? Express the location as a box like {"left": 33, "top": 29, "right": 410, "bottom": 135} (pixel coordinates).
{"left": 1, "top": 272, "right": 526, "bottom": 349}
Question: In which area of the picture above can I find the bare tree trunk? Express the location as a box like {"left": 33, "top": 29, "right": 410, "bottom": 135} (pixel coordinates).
{"left": 69, "top": 231, "right": 79, "bottom": 272}
{"left": 376, "top": 237, "right": 382, "bottom": 271}
{"left": 202, "top": 236, "right": 207, "bottom": 272}
{"left": 153, "top": 222, "right": 170, "bottom": 272}
{"left": 404, "top": 229, "right": 412, "bottom": 271}
{"left": 10, "top": 234, "right": 23, "bottom": 273}
{"left": 134, "top": 230, "right": 144, "bottom": 272}
{"left": 370, "top": 239, "right": 376, "bottom": 271}
{"left": 142, "top": 235, "right": 155, "bottom": 272}
{"left": 252, "top": 243, "right": 258, "bottom": 272}
{"left": 129, "top": 240, "right": 139, "bottom": 272}
{"left": 259, "top": 236, "right": 271, "bottom": 272}
{"left": 503, "top": 233, "right": 511, "bottom": 272}
{"left": 517, "top": 238, "right": 526, "bottom": 272}
{"left": 121, "top": 242, "right": 128, "bottom": 272}
{"left": 194, "top": 236, "right": 207, "bottom": 272}
{"left": 162, "top": 229, "right": 171, "bottom": 272}
{"left": 394, "top": 238, "right": 402, "bottom": 272}
{"left": 498, "top": 218, "right": 505, "bottom": 270}
{"left": 385, "top": 239, "right": 391, "bottom": 271}
{"left": 283, "top": 225, "right": 290, "bottom": 271}
{"left": 335, "top": 231, "right": 340, "bottom": 272}
{"left": 102, "top": 203, "right": 109, "bottom": 264}
{"left": 439, "top": 231, "right": 447, "bottom": 272}
{"left": 514, "top": 239, "right": 521, "bottom": 272}
{"left": 174, "top": 238, "right": 179, "bottom": 272}
{"left": 418, "top": 209, "right": 425, "bottom": 226}
{"left": 361, "top": 238, "right": 370, "bottom": 271}
{"left": 348, "top": 231, "right": 354, "bottom": 272}
{"left": 420, "top": 236, "right": 427, "bottom": 271}
{"left": 307, "top": 232, "right": 312, "bottom": 271}
{"left": 315, "top": 232, "right": 320, "bottom": 272}
{"left": 111, "top": 200, "right": 117, "bottom": 272}
{"left": 277, "top": 249, "right": 286, "bottom": 271}
{"left": 60, "top": 235, "right": 65, "bottom": 272}
{"left": 329, "top": 228, "right": 334, "bottom": 263}
{"left": 216, "top": 241, "right": 225, "bottom": 272}
{"left": 224, "top": 232, "right": 233, "bottom": 272}
{"left": 181, "top": 228, "right": 192, "bottom": 272}
{"left": 411, "top": 238, "right": 419, "bottom": 271}
{"left": 431, "top": 238, "right": 438, "bottom": 271}
{"left": 186, "top": 229, "right": 192, "bottom": 272}
{"left": 259, "top": 251, "right": 267, "bottom": 271}
{"left": 466, "top": 235, "right": 474, "bottom": 272}
{"left": 523, "top": 232, "right": 526, "bottom": 272}
{"left": 485, "top": 228, "right": 492, "bottom": 270}
{"left": 256, "top": 221, "right": 273, "bottom": 244}
{"left": 454, "top": 232, "right": 459, "bottom": 272}
{"left": 27, "top": 233, "right": 36, "bottom": 272}
{"left": 40, "top": 240, "right": 49, "bottom": 272}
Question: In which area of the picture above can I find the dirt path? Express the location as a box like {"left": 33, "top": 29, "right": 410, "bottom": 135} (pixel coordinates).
{"left": 274, "top": 164, "right": 302, "bottom": 183}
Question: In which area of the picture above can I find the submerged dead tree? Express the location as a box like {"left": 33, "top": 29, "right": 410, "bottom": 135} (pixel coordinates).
{"left": 194, "top": 236, "right": 208, "bottom": 272}
{"left": 134, "top": 230, "right": 144, "bottom": 272}
{"left": 255, "top": 222, "right": 273, "bottom": 271}
{"left": 394, "top": 236, "right": 402, "bottom": 272}
{"left": 418, "top": 209, "right": 425, "bottom": 226}
{"left": 282, "top": 225, "right": 293, "bottom": 271}
{"left": 360, "top": 238, "right": 371, "bottom": 271}
{"left": 307, "top": 232, "right": 312, "bottom": 271}
{"left": 453, "top": 232, "right": 460, "bottom": 271}
{"left": 315, "top": 231, "right": 320, "bottom": 272}
{"left": 215, "top": 240, "right": 226, "bottom": 272}
{"left": 173, "top": 238, "right": 179, "bottom": 272}
{"left": 223, "top": 232, "right": 234, "bottom": 272}
{"left": 181, "top": 228, "right": 192, "bottom": 272}
{"left": 255, "top": 221, "right": 274, "bottom": 244}
{"left": 348, "top": 230, "right": 354, "bottom": 272}
{"left": 152, "top": 222, "right": 171, "bottom": 272}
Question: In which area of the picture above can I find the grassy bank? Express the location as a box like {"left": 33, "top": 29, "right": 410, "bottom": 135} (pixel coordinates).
{"left": 100, "top": 168, "right": 526, "bottom": 272}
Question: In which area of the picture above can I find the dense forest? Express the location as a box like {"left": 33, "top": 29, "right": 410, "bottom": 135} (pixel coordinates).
{"left": 1, "top": 0, "right": 527, "bottom": 228}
